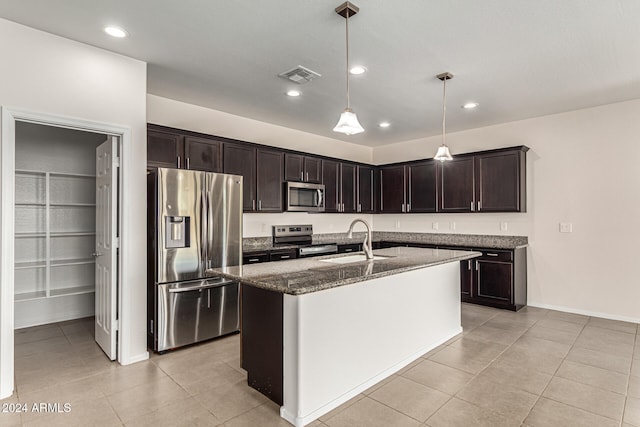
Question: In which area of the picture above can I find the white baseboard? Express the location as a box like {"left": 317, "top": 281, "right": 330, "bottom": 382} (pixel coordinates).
{"left": 120, "top": 351, "right": 150, "bottom": 365}
{"left": 528, "top": 301, "right": 640, "bottom": 325}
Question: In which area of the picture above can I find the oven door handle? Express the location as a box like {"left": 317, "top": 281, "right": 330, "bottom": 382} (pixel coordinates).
{"left": 168, "top": 278, "right": 235, "bottom": 293}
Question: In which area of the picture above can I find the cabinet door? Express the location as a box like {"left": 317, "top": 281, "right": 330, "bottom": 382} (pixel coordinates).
{"left": 357, "top": 165, "right": 374, "bottom": 213}
{"left": 184, "top": 136, "right": 222, "bottom": 172}
{"left": 284, "top": 153, "right": 304, "bottom": 182}
{"left": 440, "top": 156, "right": 475, "bottom": 213}
{"left": 475, "top": 260, "right": 513, "bottom": 307}
{"left": 224, "top": 143, "right": 256, "bottom": 211}
{"left": 340, "top": 163, "right": 357, "bottom": 213}
{"left": 407, "top": 160, "right": 437, "bottom": 213}
{"left": 303, "top": 156, "right": 322, "bottom": 183}
{"left": 379, "top": 165, "right": 406, "bottom": 213}
{"left": 476, "top": 150, "right": 525, "bottom": 212}
{"left": 460, "top": 259, "right": 474, "bottom": 302}
{"left": 256, "top": 149, "right": 284, "bottom": 212}
{"left": 147, "top": 129, "right": 184, "bottom": 168}
{"left": 322, "top": 160, "right": 339, "bottom": 213}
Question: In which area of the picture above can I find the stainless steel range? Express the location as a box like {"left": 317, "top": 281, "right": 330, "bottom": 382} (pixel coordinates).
{"left": 272, "top": 225, "right": 338, "bottom": 257}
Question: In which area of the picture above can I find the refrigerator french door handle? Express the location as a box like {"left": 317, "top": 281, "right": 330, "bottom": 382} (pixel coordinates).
{"left": 201, "top": 179, "right": 209, "bottom": 269}
{"left": 168, "top": 279, "right": 235, "bottom": 293}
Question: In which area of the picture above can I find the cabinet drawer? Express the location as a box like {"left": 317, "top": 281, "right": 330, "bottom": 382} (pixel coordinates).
{"left": 243, "top": 252, "right": 269, "bottom": 264}
{"left": 269, "top": 249, "right": 297, "bottom": 262}
{"left": 479, "top": 249, "right": 513, "bottom": 262}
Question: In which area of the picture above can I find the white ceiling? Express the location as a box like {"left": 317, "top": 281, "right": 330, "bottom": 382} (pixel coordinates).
{"left": 1, "top": 0, "right": 639, "bottom": 147}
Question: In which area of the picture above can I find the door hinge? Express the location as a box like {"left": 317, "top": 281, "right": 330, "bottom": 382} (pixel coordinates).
{"left": 114, "top": 237, "right": 120, "bottom": 248}
{"left": 113, "top": 318, "right": 119, "bottom": 332}
{"left": 114, "top": 156, "right": 120, "bottom": 168}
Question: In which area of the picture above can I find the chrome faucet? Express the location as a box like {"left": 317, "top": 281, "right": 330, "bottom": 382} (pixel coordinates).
{"left": 347, "top": 218, "right": 374, "bottom": 260}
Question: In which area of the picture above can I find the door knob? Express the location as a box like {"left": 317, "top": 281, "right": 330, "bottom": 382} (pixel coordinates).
{"left": 91, "top": 252, "right": 103, "bottom": 258}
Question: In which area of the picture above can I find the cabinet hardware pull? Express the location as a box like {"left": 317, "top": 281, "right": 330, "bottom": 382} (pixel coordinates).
{"left": 186, "top": 157, "right": 190, "bottom": 169}
{"left": 467, "top": 260, "right": 471, "bottom": 270}
{"left": 470, "top": 201, "right": 474, "bottom": 211}
{"left": 258, "top": 200, "right": 262, "bottom": 210}
{"left": 177, "top": 156, "right": 181, "bottom": 168}
{"left": 401, "top": 204, "right": 405, "bottom": 213}
{"left": 345, "top": 249, "right": 353, "bottom": 252}
{"left": 407, "top": 203, "right": 411, "bottom": 212}
{"left": 478, "top": 201, "right": 481, "bottom": 211}
{"left": 252, "top": 200, "right": 256, "bottom": 210}
{"left": 358, "top": 203, "right": 362, "bottom": 212}
{"left": 486, "top": 253, "right": 498, "bottom": 256}
{"left": 475, "top": 261, "right": 479, "bottom": 271}
{"left": 306, "top": 172, "right": 309, "bottom": 181}
{"left": 248, "top": 258, "right": 260, "bottom": 262}
{"left": 280, "top": 255, "right": 291, "bottom": 259}
{"left": 301, "top": 171, "right": 304, "bottom": 181}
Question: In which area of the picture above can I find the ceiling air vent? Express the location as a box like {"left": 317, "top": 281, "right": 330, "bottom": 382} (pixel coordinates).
{"left": 278, "top": 65, "right": 321, "bottom": 84}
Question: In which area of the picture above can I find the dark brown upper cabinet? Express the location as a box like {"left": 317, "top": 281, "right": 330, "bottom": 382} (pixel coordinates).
{"left": 439, "top": 156, "right": 476, "bottom": 213}
{"left": 256, "top": 149, "right": 284, "bottom": 212}
{"left": 223, "top": 142, "right": 256, "bottom": 212}
{"left": 223, "top": 143, "right": 283, "bottom": 212}
{"left": 147, "top": 128, "right": 184, "bottom": 169}
{"left": 147, "top": 126, "right": 222, "bottom": 172}
{"left": 357, "top": 165, "right": 375, "bottom": 213}
{"left": 321, "top": 160, "right": 357, "bottom": 213}
{"left": 284, "top": 154, "right": 322, "bottom": 183}
{"left": 380, "top": 160, "right": 437, "bottom": 213}
{"left": 440, "top": 146, "right": 528, "bottom": 213}
{"left": 475, "top": 148, "right": 527, "bottom": 212}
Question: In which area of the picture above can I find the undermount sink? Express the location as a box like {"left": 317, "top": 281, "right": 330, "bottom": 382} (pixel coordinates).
{"left": 320, "top": 254, "right": 390, "bottom": 264}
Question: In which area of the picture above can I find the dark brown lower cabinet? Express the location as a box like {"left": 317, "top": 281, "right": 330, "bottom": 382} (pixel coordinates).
{"left": 459, "top": 247, "right": 527, "bottom": 311}
{"left": 241, "top": 285, "right": 283, "bottom": 405}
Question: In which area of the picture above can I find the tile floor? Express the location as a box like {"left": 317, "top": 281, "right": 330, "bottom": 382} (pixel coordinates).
{"left": 1, "top": 303, "right": 639, "bottom": 426}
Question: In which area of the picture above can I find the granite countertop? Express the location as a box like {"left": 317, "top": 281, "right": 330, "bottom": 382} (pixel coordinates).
{"left": 208, "top": 246, "right": 481, "bottom": 295}
{"left": 243, "top": 232, "right": 527, "bottom": 252}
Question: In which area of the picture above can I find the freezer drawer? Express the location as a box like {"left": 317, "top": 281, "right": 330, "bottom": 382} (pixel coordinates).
{"left": 156, "top": 278, "right": 239, "bottom": 351}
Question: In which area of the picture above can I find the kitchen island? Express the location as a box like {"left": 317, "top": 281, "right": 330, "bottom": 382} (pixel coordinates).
{"left": 209, "top": 246, "right": 480, "bottom": 427}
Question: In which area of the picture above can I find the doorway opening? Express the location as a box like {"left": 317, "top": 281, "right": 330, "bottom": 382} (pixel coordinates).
{"left": 1, "top": 108, "right": 127, "bottom": 399}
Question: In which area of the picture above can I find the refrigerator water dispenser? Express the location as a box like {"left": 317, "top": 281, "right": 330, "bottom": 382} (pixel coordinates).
{"left": 165, "top": 216, "right": 190, "bottom": 248}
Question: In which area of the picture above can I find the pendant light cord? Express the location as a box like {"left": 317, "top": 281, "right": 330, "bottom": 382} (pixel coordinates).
{"left": 345, "top": 8, "right": 351, "bottom": 109}
{"left": 442, "top": 76, "right": 447, "bottom": 146}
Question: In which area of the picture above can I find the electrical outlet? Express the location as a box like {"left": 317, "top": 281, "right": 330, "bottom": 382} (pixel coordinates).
{"left": 432, "top": 222, "right": 439, "bottom": 230}
{"left": 500, "top": 222, "right": 508, "bottom": 231}
{"left": 559, "top": 222, "right": 573, "bottom": 233}
{"left": 395, "top": 220, "right": 401, "bottom": 229}
{"left": 450, "top": 222, "right": 456, "bottom": 230}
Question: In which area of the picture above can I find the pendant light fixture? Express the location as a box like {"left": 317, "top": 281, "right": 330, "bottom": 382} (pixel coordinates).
{"left": 434, "top": 72, "right": 454, "bottom": 161}
{"left": 333, "top": 2, "right": 364, "bottom": 135}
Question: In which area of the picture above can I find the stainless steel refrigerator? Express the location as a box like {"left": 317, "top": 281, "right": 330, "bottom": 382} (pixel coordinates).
{"left": 147, "top": 167, "right": 243, "bottom": 352}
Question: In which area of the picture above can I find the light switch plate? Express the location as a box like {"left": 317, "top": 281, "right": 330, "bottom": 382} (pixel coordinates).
{"left": 559, "top": 222, "right": 573, "bottom": 233}
{"left": 500, "top": 222, "right": 508, "bottom": 231}
{"left": 432, "top": 222, "right": 439, "bottom": 230}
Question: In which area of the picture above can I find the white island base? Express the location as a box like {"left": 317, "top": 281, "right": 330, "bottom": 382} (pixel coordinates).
{"left": 280, "top": 261, "right": 462, "bottom": 427}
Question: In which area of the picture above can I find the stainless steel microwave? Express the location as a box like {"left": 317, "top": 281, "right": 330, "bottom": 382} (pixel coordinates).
{"left": 285, "top": 182, "right": 325, "bottom": 212}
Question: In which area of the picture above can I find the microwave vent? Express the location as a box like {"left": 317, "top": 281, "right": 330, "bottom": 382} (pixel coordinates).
{"left": 278, "top": 65, "right": 322, "bottom": 84}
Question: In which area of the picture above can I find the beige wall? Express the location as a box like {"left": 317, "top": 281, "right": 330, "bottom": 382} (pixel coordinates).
{"left": 0, "top": 18, "right": 148, "bottom": 366}
{"left": 373, "top": 99, "right": 640, "bottom": 322}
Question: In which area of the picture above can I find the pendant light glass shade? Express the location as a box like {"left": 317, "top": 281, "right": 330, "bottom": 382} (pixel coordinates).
{"left": 334, "top": 2, "right": 364, "bottom": 135}
{"left": 333, "top": 108, "right": 364, "bottom": 135}
{"left": 434, "top": 144, "right": 453, "bottom": 161}
{"left": 434, "top": 72, "right": 454, "bottom": 161}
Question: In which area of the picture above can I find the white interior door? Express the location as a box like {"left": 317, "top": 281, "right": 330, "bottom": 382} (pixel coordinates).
{"left": 95, "top": 136, "right": 118, "bottom": 360}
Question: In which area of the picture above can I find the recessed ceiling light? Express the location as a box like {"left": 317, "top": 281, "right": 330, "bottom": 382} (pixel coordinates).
{"left": 379, "top": 122, "right": 390, "bottom": 128}
{"left": 286, "top": 90, "right": 301, "bottom": 97}
{"left": 104, "top": 26, "right": 128, "bottom": 38}
{"left": 349, "top": 66, "right": 367, "bottom": 75}
{"left": 462, "top": 102, "right": 479, "bottom": 109}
